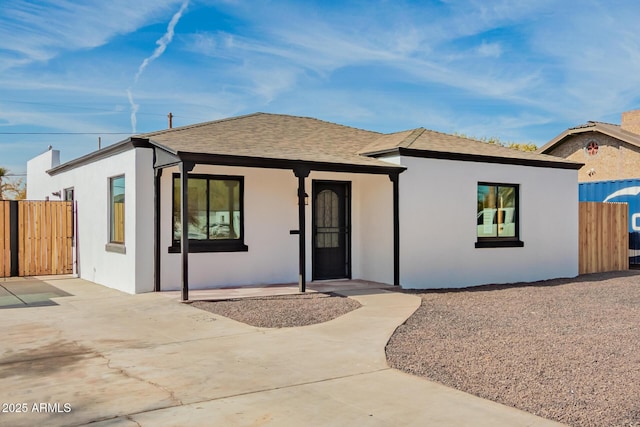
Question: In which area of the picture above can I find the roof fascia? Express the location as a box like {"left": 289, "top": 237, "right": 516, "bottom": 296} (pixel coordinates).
{"left": 48, "top": 137, "right": 151, "bottom": 176}
{"left": 393, "top": 147, "right": 583, "bottom": 170}
{"left": 539, "top": 124, "right": 640, "bottom": 154}
{"left": 154, "top": 150, "right": 405, "bottom": 175}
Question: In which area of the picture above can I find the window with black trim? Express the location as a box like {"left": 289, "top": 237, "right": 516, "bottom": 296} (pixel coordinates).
{"left": 171, "top": 174, "right": 247, "bottom": 252}
{"left": 476, "top": 182, "right": 523, "bottom": 248}
{"left": 109, "top": 176, "right": 125, "bottom": 244}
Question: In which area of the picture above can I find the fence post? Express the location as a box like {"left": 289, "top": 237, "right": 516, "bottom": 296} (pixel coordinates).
{"left": 9, "top": 201, "right": 18, "bottom": 276}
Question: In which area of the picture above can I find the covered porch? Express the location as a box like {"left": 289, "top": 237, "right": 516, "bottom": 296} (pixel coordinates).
{"left": 151, "top": 148, "right": 404, "bottom": 301}
{"left": 158, "top": 279, "right": 395, "bottom": 301}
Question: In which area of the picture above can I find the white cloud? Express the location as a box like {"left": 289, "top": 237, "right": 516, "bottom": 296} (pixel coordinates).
{"left": 126, "top": 89, "right": 139, "bottom": 133}
{"left": 0, "top": 0, "right": 183, "bottom": 70}
{"left": 134, "top": 0, "right": 190, "bottom": 83}
{"left": 477, "top": 41, "right": 502, "bottom": 58}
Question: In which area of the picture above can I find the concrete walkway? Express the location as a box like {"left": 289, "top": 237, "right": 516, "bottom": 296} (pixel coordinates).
{"left": 0, "top": 277, "right": 564, "bottom": 427}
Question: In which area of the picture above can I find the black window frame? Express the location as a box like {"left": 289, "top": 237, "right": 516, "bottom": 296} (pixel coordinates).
{"left": 106, "top": 175, "right": 126, "bottom": 254}
{"left": 475, "top": 182, "right": 524, "bottom": 248}
{"left": 169, "top": 173, "right": 248, "bottom": 253}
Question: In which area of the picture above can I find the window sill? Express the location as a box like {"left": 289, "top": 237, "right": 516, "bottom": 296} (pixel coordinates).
{"left": 475, "top": 240, "right": 524, "bottom": 248}
{"left": 168, "top": 242, "right": 249, "bottom": 253}
{"left": 105, "top": 243, "right": 126, "bottom": 254}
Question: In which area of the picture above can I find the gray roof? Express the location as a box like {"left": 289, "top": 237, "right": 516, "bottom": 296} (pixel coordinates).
{"left": 538, "top": 121, "right": 640, "bottom": 154}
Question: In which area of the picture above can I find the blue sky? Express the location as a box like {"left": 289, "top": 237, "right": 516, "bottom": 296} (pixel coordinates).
{"left": 2, "top": 0, "right": 640, "bottom": 175}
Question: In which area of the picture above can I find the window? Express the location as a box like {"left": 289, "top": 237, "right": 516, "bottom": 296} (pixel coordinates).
{"left": 109, "top": 175, "right": 125, "bottom": 246}
{"left": 171, "top": 174, "right": 247, "bottom": 252}
{"left": 64, "top": 187, "right": 75, "bottom": 244}
{"left": 476, "top": 183, "right": 523, "bottom": 248}
{"left": 63, "top": 187, "right": 74, "bottom": 201}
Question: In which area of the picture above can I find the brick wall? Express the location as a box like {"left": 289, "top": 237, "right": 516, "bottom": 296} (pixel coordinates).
{"left": 621, "top": 109, "right": 640, "bottom": 135}
{"left": 547, "top": 133, "right": 640, "bottom": 182}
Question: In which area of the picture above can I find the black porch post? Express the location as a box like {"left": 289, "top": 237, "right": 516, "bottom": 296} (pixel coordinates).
{"left": 390, "top": 172, "right": 400, "bottom": 286}
{"left": 153, "top": 168, "right": 163, "bottom": 292}
{"left": 294, "top": 166, "right": 310, "bottom": 292}
{"left": 180, "top": 161, "right": 195, "bottom": 301}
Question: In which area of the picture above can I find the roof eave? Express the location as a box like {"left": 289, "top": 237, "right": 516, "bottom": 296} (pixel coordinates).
{"left": 47, "top": 137, "right": 150, "bottom": 175}
{"left": 393, "top": 147, "right": 583, "bottom": 170}
{"left": 539, "top": 124, "right": 640, "bottom": 154}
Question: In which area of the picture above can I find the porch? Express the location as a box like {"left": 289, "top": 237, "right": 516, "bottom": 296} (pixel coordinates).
{"left": 158, "top": 279, "right": 394, "bottom": 301}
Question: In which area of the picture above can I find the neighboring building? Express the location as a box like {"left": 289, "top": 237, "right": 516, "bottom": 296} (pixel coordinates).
{"left": 538, "top": 109, "right": 640, "bottom": 182}
{"left": 540, "top": 109, "right": 640, "bottom": 267}
{"left": 27, "top": 113, "right": 581, "bottom": 297}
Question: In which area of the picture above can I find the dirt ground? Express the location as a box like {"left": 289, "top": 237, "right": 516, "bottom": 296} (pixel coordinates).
{"left": 190, "top": 292, "right": 361, "bottom": 328}
{"left": 386, "top": 271, "right": 640, "bottom": 427}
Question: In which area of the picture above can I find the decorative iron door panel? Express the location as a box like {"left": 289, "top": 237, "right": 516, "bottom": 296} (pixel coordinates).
{"left": 313, "top": 181, "right": 350, "bottom": 280}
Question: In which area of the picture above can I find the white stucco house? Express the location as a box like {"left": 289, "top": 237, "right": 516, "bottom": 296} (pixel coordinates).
{"left": 27, "top": 113, "right": 582, "bottom": 299}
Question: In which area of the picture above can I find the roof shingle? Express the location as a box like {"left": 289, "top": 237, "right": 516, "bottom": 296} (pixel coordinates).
{"left": 141, "top": 112, "right": 579, "bottom": 169}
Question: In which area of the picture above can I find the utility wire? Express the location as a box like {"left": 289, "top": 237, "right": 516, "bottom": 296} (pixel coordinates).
{"left": 0, "top": 132, "right": 132, "bottom": 135}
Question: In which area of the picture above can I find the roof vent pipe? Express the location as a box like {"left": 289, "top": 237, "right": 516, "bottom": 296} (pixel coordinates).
{"left": 168, "top": 112, "right": 173, "bottom": 129}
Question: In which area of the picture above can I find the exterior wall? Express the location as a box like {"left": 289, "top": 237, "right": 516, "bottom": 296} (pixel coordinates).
{"left": 397, "top": 156, "right": 579, "bottom": 289}
{"left": 547, "top": 133, "right": 640, "bottom": 182}
{"left": 158, "top": 166, "right": 394, "bottom": 290}
{"left": 26, "top": 147, "right": 155, "bottom": 294}
{"left": 26, "top": 149, "right": 60, "bottom": 200}
{"left": 621, "top": 110, "right": 640, "bottom": 135}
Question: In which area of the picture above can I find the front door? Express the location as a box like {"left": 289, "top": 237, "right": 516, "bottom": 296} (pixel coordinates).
{"left": 312, "top": 181, "right": 350, "bottom": 280}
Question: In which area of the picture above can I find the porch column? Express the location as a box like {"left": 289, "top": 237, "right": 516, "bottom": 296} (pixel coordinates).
{"left": 180, "top": 161, "right": 195, "bottom": 301}
{"left": 390, "top": 172, "right": 400, "bottom": 286}
{"left": 153, "top": 168, "right": 162, "bottom": 292}
{"left": 294, "top": 166, "right": 310, "bottom": 292}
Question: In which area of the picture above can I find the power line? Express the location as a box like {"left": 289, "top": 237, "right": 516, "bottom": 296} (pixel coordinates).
{"left": 2, "top": 99, "right": 175, "bottom": 117}
{"left": 0, "top": 132, "right": 132, "bottom": 135}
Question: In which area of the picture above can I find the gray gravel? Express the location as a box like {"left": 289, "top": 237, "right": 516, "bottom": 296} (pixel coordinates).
{"left": 386, "top": 271, "right": 640, "bottom": 427}
{"left": 190, "top": 292, "right": 361, "bottom": 328}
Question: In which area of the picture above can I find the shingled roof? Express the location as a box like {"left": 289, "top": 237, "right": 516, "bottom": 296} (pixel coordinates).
{"left": 360, "top": 127, "right": 580, "bottom": 167}
{"left": 49, "top": 112, "right": 582, "bottom": 175}
{"left": 140, "top": 112, "right": 393, "bottom": 169}
{"left": 538, "top": 121, "right": 640, "bottom": 154}
{"left": 141, "top": 112, "right": 580, "bottom": 170}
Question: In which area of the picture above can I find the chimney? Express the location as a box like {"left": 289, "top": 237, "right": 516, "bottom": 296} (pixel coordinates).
{"left": 168, "top": 112, "right": 173, "bottom": 129}
{"left": 621, "top": 109, "right": 640, "bottom": 134}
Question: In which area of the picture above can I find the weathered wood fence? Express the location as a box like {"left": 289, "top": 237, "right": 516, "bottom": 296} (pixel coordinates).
{"left": 578, "top": 202, "right": 628, "bottom": 274}
{"left": 0, "top": 200, "right": 73, "bottom": 277}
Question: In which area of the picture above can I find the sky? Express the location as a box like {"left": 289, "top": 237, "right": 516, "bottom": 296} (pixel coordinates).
{"left": 2, "top": 0, "right": 640, "bottom": 176}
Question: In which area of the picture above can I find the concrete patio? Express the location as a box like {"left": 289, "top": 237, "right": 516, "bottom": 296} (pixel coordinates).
{"left": 0, "top": 276, "right": 564, "bottom": 426}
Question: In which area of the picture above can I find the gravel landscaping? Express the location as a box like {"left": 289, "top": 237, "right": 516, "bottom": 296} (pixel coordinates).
{"left": 190, "top": 292, "right": 361, "bottom": 328}
{"left": 386, "top": 271, "right": 640, "bottom": 427}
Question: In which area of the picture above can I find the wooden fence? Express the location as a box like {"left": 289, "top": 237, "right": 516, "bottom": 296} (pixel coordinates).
{"left": 579, "top": 202, "right": 628, "bottom": 274}
{"left": 0, "top": 200, "right": 73, "bottom": 277}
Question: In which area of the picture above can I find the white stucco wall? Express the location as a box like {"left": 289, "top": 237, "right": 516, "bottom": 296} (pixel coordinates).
{"left": 26, "top": 149, "right": 60, "bottom": 200}
{"left": 26, "top": 146, "right": 155, "bottom": 294}
{"left": 397, "top": 156, "right": 579, "bottom": 289}
{"left": 159, "top": 166, "right": 394, "bottom": 290}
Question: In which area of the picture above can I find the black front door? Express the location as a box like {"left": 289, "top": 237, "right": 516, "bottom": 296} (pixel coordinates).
{"left": 313, "top": 181, "right": 350, "bottom": 280}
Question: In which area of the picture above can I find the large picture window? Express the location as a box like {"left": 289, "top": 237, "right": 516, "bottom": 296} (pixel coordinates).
{"left": 109, "top": 175, "right": 125, "bottom": 244}
{"left": 171, "top": 174, "right": 247, "bottom": 252}
{"left": 476, "top": 182, "right": 523, "bottom": 248}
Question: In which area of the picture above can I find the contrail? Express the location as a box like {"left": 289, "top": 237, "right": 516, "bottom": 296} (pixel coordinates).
{"left": 127, "top": 88, "right": 139, "bottom": 134}
{"left": 129, "top": 0, "right": 189, "bottom": 132}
